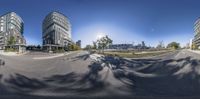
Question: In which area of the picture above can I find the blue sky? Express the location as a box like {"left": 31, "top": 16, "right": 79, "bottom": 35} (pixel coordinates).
{"left": 0, "top": 0, "right": 199, "bottom": 47}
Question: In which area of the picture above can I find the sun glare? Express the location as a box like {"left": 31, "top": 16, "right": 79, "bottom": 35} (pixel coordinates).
{"left": 96, "top": 33, "right": 105, "bottom": 40}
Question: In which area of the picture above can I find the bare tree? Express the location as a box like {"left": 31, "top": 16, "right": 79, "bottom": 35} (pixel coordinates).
{"left": 156, "top": 41, "right": 165, "bottom": 49}
{"left": 96, "top": 35, "right": 113, "bottom": 53}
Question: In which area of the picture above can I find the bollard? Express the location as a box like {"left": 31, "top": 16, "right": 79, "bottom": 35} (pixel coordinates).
{"left": 0, "top": 59, "right": 5, "bottom": 66}
{"left": 2, "top": 61, "right": 5, "bottom": 66}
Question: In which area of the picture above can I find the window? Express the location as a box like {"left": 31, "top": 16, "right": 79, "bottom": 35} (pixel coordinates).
{"left": 9, "top": 24, "right": 14, "bottom": 29}
{"left": 18, "top": 39, "right": 21, "bottom": 43}
{"left": 10, "top": 26, "right": 14, "bottom": 29}
{"left": 0, "top": 27, "right": 3, "bottom": 31}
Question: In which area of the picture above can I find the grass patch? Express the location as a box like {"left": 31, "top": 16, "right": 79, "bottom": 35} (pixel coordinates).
{"left": 98, "top": 50, "right": 175, "bottom": 58}
{"left": 53, "top": 49, "right": 65, "bottom": 53}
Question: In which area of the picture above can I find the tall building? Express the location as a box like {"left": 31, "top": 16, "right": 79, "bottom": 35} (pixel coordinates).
{"left": 193, "top": 18, "right": 200, "bottom": 48}
{"left": 42, "top": 11, "right": 72, "bottom": 51}
{"left": 76, "top": 40, "right": 81, "bottom": 48}
{"left": 190, "top": 38, "right": 193, "bottom": 49}
{"left": 0, "top": 12, "right": 26, "bottom": 52}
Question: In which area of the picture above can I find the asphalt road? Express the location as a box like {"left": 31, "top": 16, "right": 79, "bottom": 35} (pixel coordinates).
{"left": 0, "top": 49, "right": 200, "bottom": 99}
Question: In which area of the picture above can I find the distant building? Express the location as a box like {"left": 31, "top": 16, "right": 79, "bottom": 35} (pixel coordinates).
{"left": 108, "top": 44, "right": 133, "bottom": 49}
{"left": 108, "top": 41, "right": 149, "bottom": 50}
{"left": 142, "top": 41, "right": 145, "bottom": 47}
{"left": 190, "top": 38, "right": 193, "bottom": 49}
{"left": 42, "top": 11, "right": 72, "bottom": 51}
{"left": 76, "top": 40, "right": 81, "bottom": 48}
{"left": 0, "top": 12, "right": 26, "bottom": 52}
{"left": 193, "top": 18, "right": 200, "bottom": 48}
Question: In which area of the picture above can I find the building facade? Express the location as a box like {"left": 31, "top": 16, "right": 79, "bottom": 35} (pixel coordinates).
{"left": 108, "top": 44, "right": 134, "bottom": 49}
{"left": 76, "top": 40, "right": 81, "bottom": 48}
{"left": 193, "top": 18, "right": 200, "bottom": 48}
{"left": 108, "top": 41, "right": 148, "bottom": 50}
{"left": 0, "top": 12, "right": 26, "bottom": 52}
{"left": 42, "top": 11, "right": 72, "bottom": 51}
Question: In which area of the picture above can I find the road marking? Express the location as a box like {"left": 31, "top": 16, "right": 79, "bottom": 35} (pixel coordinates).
{"left": 33, "top": 53, "right": 70, "bottom": 60}
{"left": 32, "top": 51, "right": 82, "bottom": 60}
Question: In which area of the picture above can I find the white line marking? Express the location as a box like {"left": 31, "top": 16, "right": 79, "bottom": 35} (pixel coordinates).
{"left": 33, "top": 53, "right": 70, "bottom": 60}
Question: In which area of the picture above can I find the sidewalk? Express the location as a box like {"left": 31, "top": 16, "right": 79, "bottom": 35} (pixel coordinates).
{"left": 33, "top": 53, "right": 66, "bottom": 59}
{"left": 186, "top": 49, "right": 200, "bottom": 54}
{"left": 0, "top": 51, "right": 28, "bottom": 56}
{"left": 32, "top": 52, "right": 73, "bottom": 60}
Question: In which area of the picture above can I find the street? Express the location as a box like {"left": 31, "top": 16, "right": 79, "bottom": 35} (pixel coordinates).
{"left": 0, "top": 49, "right": 200, "bottom": 99}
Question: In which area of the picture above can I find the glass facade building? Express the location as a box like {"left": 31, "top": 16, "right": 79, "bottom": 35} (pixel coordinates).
{"left": 42, "top": 11, "right": 72, "bottom": 51}
{"left": 193, "top": 18, "right": 200, "bottom": 47}
{"left": 0, "top": 12, "right": 26, "bottom": 51}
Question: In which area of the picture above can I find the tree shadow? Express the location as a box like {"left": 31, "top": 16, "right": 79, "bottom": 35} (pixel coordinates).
{"left": 0, "top": 54, "right": 108, "bottom": 96}
{"left": 1, "top": 55, "right": 200, "bottom": 98}
{"left": 44, "top": 61, "right": 108, "bottom": 94}
{"left": 71, "top": 53, "right": 91, "bottom": 61}
{"left": 0, "top": 74, "right": 8, "bottom": 95}
{"left": 45, "top": 72, "right": 78, "bottom": 84}
{"left": 4, "top": 73, "right": 47, "bottom": 94}
{"left": 105, "top": 56, "right": 200, "bottom": 96}
{"left": 0, "top": 59, "right": 5, "bottom": 66}
{"left": 46, "top": 55, "right": 200, "bottom": 97}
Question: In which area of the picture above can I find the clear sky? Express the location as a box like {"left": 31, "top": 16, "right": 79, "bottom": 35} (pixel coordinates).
{"left": 0, "top": 0, "right": 199, "bottom": 47}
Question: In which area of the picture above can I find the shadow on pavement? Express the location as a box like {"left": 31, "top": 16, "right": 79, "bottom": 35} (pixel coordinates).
{"left": 44, "top": 62, "right": 108, "bottom": 93}
{"left": 1, "top": 54, "right": 200, "bottom": 98}
{"left": 0, "top": 59, "right": 5, "bottom": 66}
{"left": 5, "top": 73, "right": 47, "bottom": 93}
{"left": 71, "top": 53, "right": 91, "bottom": 61}
{"left": 104, "top": 56, "right": 200, "bottom": 96}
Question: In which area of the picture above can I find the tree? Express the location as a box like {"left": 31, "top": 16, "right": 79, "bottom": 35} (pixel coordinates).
{"left": 67, "top": 43, "right": 80, "bottom": 51}
{"left": 85, "top": 45, "right": 92, "bottom": 50}
{"left": 71, "top": 44, "right": 81, "bottom": 51}
{"left": 96, "top": 35, "right": 112, "bottom": 53}
{"left": 37, "top": 45, "right": 41, "bottom": 50}
{"left": 167, "top": 42, "right": 180, "bottom": 49}
{"left": 192, "top": 43, "right": 198, "bottom": 50}
{"left": 156, "top": 41, "right": 165, "bottom": 49}
{"left": 5, "top": 36, "right": 17, "bottom": 51}
{"left": 92, "top": 41, "right": 97, "bottom": 49}
{"left": 67, "top": 44, "right": 72, "bottom": 51}
{"left": 7, "top": 36, "right": 16, "bottom": 46}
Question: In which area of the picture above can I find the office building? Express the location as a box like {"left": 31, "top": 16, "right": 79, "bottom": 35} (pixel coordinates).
{"left": 42, "top": 11, "right": 72, "bottom": 51}
{"left": 76, "top": 40, "right": 81, "bottom": 48}
{"left": 193, "top": 18, "right": 200, "bottom": 48}
{"left": 0, "top": 12, "right": 26, "bottom": 52}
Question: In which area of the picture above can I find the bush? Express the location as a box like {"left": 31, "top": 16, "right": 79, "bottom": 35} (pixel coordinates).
{"left": 54, "top": 49, "right": 65, "bottom": 53}
{"left": 4, "top": 48, "right": 17, "bottom": 52}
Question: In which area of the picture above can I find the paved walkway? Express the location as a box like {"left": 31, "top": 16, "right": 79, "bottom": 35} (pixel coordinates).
{"left": 186, "top": 49, "right": 200, "bottom": 54}
{"left": 0, "top": 51, "right": 27, "bottom": 56}
{"left": 32, "top": 52, "right": 70, "bottom": 60}
{"left": 1, "top": 50, "right": 200, "bottom": 98}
